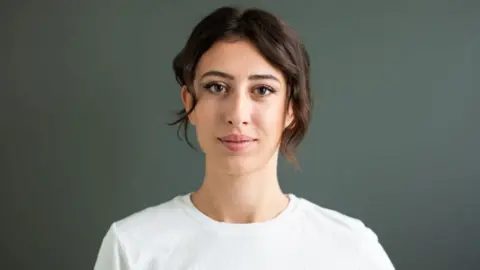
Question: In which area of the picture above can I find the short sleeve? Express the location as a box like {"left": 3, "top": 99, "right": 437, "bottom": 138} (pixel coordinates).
{"left": 94, "top": 223, "right": 130, "bottom": 270}
{"left": 357, "top": 227, "right": 395, "bottom": 270}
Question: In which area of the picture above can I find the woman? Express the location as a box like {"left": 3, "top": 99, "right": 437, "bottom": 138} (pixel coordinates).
{"left": 94, "top": 6, "right": 395, "bottom": 270}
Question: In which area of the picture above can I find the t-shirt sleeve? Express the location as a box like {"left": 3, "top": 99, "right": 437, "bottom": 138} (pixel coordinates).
{"left": 357, "top": 227, "right": 395, "bottom": 270}
{"left": 93, "top": 223, "right": 130, "bottom": 270}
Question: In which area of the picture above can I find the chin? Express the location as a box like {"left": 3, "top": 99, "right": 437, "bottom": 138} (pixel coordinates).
{"left": 203, "top": 143, "right": 278, "bottom": 175}
{"left": 218, "top": 156, "right": 267, "bottom": 176}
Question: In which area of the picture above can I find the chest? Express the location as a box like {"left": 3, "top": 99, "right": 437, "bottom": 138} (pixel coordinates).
{"left": 142, "top": 234, "right": 357, "bottom": 270}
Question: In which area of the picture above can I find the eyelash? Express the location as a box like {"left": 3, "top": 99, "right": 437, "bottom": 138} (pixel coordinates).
{"left": 201, "top": 82, "right": 276, "bottom": 96}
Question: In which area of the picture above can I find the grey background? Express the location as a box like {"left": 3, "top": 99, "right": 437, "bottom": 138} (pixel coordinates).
{"left": 1, "top": 0, "right": 479, "bottom": 269}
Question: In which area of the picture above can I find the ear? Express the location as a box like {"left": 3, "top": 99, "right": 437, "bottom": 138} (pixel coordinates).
{"left": 284, "top": 102, "right": 294, "bottom": 129}
{"left": 181, "top": 86, "right": 196, "bottom": 126}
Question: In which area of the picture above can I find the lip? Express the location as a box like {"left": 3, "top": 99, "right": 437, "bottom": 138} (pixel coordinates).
{"left": 218, "top": 134, "right": 257, "bottom": 152}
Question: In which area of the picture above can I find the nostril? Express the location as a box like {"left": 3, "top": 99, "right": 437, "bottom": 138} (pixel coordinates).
{"left": 227, "top": 120, "right": 248, "bottom": 125}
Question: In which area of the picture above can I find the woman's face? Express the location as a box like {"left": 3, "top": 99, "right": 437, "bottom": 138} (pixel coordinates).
{"left": 182, "top": 39, "right": 293, "bottom": 174}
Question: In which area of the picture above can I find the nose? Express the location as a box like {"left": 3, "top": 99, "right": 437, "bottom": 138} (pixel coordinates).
{"left": 224, "top": 91, "right": 251, "bottom": 127}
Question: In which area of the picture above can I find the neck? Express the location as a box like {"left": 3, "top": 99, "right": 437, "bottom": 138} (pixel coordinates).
{"left": 191, "top": 153, "right": 289, "bottom": 224}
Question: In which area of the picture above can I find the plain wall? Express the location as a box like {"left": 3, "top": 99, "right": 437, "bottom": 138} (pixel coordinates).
{"left": 1, "top": 0, "right": 479, "bottom": 269}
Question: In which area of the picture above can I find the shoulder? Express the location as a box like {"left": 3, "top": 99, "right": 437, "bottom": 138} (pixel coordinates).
{"left": 112, "top": 194, "right": 194, "bottom": 245}
{"left": 94, "top": 194, "right": 195, "bottom": 269}
{"left": 103, "top": 194, "right": 194, "bottom": 253}
{"left": 293, "top": 195, "right": 395, "bottom": 269}
{"left": 295, "top": 195, "right": 370, "bottom": 237}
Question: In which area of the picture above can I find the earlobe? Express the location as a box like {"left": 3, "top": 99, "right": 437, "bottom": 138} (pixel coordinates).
{"left": 285, "top": 115, "right": 294, "bottom": 129}
{"left": 181, "top": 86, "right": 196, "bottom": 125}
{"left": 284, "top": 103, "right": 294, "bottom": 129}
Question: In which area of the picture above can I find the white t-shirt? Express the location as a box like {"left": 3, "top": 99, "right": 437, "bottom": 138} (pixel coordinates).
{"left": 94, "top": 193, "right": 395, "bottom": 269}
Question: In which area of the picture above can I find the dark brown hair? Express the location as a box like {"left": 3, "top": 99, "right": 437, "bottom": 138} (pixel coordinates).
{"left": 169, "top": 6, "right": 312, "bottom": 168}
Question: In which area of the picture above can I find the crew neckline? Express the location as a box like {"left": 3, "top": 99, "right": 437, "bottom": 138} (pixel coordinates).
{"left": 177, "top": 192, "right": 299, "bottom": 234}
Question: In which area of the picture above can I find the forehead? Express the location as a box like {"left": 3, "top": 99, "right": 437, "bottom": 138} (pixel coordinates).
{"left": 195, "top": 39, "right": 285, "bottom": 82}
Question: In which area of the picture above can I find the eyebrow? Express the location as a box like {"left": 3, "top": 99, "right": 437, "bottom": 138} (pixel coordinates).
{"left": 200, "top": 70, "right": 280, "bottom": 82}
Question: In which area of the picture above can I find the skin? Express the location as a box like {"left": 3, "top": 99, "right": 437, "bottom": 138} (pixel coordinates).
{"left": 181, "top": 38, "right": 294, "bottom": 224}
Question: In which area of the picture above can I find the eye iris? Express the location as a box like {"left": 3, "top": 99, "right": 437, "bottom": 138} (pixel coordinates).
{"left": 258, "top": 87, "right": 268, "bottom": 95}
{"left": 213, "top": 85, "right": 223, "bottom": 92}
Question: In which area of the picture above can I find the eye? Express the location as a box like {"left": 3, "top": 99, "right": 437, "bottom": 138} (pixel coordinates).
{"left": 203, "top": 82, "right": 227, "bottom": 93}
{"left": 253, "top": 86, "right": 275, "bottom": 96}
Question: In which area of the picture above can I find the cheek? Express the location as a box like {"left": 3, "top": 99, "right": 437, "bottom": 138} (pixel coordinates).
{"left": 253, "top": 103, "right": 286, "bottom": 132}
{"left": 192, "top": 102, "right": 216, "bottom": 129}
{"left": 191, "top": 105, "right": 213, "bottom": 148}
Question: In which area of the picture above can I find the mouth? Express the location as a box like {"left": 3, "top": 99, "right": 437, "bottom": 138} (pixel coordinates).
{"left": 218, "top": 135, "right": 258, "bottom": 152}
